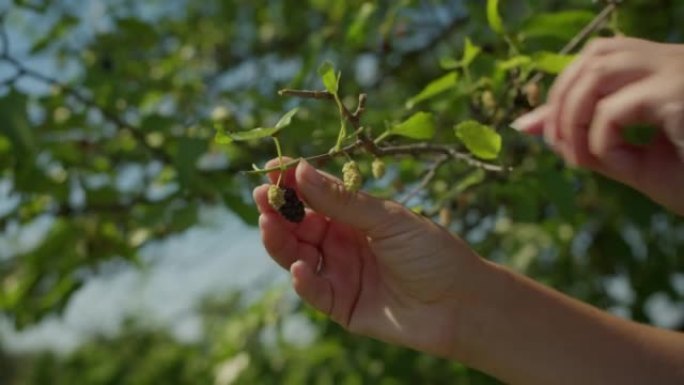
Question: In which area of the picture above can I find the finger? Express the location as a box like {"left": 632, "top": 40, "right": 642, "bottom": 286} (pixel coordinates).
{"left": 511, "top": 105, "right": 550, "bottom": 135}
{"left": 546, "top": 37, "right": 653, "bottom": 146}
{"left": 588, "top": 78, "right": 664, "bottom": 159}
{"left": 559, "top": 51, "right": 651, "bottom": 166}
{"left": 253, "top": 184, "right": 277, "bottom": 214}
{"left": 662, "top": 102, "right": 684, "bottom": 161}
{"left": 259, "top": 213, "right": 298, "bottom": 269}
{"left": 295, "top": 159, "right": 412, "bottom": 237}
{"left": 264, "top": 157, "right": 298, "bottom": 188}
{"left": 254, "top": 184, "right": 329, "bottom": 244}
{"left": 259, "top": 213, "right": 322, "bottom": 270}
{"left": 291, "top": 260, "right": 334, "bottom": 317}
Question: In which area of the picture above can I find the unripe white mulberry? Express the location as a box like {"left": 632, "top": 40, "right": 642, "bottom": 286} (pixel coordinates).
{"left": 371, "top": 158, "right": 386, "bottom": 179}
{"left": 267, "top": 184, "right": 286, "bottom": 210}
{"left": 342, "top": 161, "right": 363, "bottom": 192}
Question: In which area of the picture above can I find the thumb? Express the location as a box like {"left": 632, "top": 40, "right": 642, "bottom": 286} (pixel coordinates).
{"left": 295, "top": 159, "right": 407, "bottom": 236}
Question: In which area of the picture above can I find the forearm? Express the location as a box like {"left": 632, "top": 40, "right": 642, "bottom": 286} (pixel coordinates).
{"left": 452, "top": 260, "right": 684, "bottom": 385}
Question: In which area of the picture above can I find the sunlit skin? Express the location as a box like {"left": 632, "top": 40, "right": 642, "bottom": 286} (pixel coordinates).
{"left": 254, "top": 37, "right": 684, "bottom": 384}
{"left": 513, "top": 37, "right": 684, "bottom": 215}
{"left": 253, "top": 157, "right": 484, "bottom": 358}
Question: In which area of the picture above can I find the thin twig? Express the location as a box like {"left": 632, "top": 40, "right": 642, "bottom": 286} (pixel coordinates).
{"left": 527, "top": 2, "right": 617, "bottom": 86}
{"left": 279, "top": 88, "right": 360, "bottom": 128}
{"left": 374, "top": 143, "right": 507, "bottom": 172}
{"left": 276, "top": 88, "right": 508, "bottom": 174}
{"left": 400, "top": 154, "right": 449, "bottom": 204}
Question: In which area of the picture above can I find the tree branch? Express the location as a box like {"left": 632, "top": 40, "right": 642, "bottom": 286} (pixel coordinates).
{"left": 273, "top": 88, "right": 508, "bottom": 175}
{"left": 399, "top": 154, "right": 449, "bottom": 204}
{"left": 527, "top": 2, "right": 618, "bottom": 86}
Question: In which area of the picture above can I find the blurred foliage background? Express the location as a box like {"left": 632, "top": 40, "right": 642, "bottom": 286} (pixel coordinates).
{"left": 1, "top": 0, "right": 683, "bottom": 384}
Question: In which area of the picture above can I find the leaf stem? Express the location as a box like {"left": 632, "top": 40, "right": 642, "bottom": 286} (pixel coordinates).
{"left": 273, "top": 136, "right": 284, "bottom": 186}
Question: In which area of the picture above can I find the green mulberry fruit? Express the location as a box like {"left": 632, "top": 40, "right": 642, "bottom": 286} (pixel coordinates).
{"left": 267, "top": 184, "right": 286, "bottom": 210}
{"left": 268, "top": 185, "right": 305, "bottom": 223}
{"left": 342, "top": 161, "right": 363, "bottom": 192}
{"left": 371, "top": 158, "right": 386, "bottom": 179}
{"left": 481, "top": 90, "right": 497, "bottom": 113}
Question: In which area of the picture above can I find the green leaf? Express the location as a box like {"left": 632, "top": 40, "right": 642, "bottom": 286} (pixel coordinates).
{"left": 318, "top": 61, "right": 339, "bottom": 94}
{"left": 461, "top": 37, "right": 482, "bottom": 68}
{"left": 274, "top": 108, "right": 300, "bottom": 130}
{"left": 486, "top": 0, "right": 504, "bottom": 35}
{"left": 406, "top": 72, "right": 458, "bottom": 109}
{"left": 497, "top": 55, "right": 532, "bottom": 71}
{"left": 346, "top": 3, "right": 376, "bottom": 45}
{"left": 522, "top": 11, "right": 595, "bottom": 41}
{"left": 389, "top": 112, "right": 436, "bottom": 140}
{"left": 215, "top": 108, "right": 299, "bottom": 144}
{"left": 532, "top": 52, "right": 575, "bottom": 74}
{"left": 440, "top": 38, "right": 481, "bottom": 70}
{"left": 455, "top": 120, "right": 502, "bottom": 160}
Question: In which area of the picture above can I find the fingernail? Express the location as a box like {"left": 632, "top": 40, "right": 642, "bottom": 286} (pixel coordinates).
{"left": 297, "top": 159, "right": 325, "bottom": 190}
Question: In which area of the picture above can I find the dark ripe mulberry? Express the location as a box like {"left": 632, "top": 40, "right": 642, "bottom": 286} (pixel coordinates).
{"left": 279, "top": 187, "right": 305, "bottom": 223}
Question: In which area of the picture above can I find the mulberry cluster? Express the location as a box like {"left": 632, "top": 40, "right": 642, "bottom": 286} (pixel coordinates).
{"left": 268, "top": 185, "right": 305, "bottom": 223}
{"left": 371, "top": 158, "right": 386, "bottom": 179}
{"left": 342, "top": 161, "right": 363, "bottom": 192}
{"left": 480, "top": 90, "right": 497, "bottom": 114}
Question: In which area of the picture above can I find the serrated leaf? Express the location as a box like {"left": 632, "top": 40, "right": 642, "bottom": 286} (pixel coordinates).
{"left": 455, "top": 120, "right": 502, "bottom": 160}
{"left": 487, "top": 0, "right": 504, "bottom": 35}
{"left": 406, "top": 72, "right": 458, "bottom": 109}
{"left": 390, "top": 112, "right": 435, "bottom": 140}
{"left": 274, "top": 107, "right": 299, "bottom": 130}
{"left": 220, "top": 127, "right": 280, "bottom": 143}
{"left": 215, "top": 108, "right": 298, "bottom": 144}
{"left": 318, "top": 61, "right": 339, "bottom": 94}
{"left": 533, "top": 52, "right": 575, "bottom": 74}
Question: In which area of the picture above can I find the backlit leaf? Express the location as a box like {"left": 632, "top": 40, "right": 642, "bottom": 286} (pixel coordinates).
{"left": 487, "top": 0, "right": 504, "bottom": 35}
{"left": 406, "top": 72, "right": 458, "bottom": 109}
{"left": 318, "top": 61, "right": 339, "bottom": 94}
{"left": 455, "top": 120, "right": 502, "bottom": 160}
{"left": 389, "top": 112, "right": 435, "bottom": 140}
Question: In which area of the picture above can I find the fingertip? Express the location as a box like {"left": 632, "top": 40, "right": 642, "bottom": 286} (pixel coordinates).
{"left": 264, "top": 157, "right": 298, "bottom": 187}
{"left": 254, "top": 184, "right": 274, "bottom": 213}
{"left": 511, "top": 105, "right": 549, "bottom": 135}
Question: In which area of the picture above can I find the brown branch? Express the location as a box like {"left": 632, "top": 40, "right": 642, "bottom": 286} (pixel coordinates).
{"left": 399, "top": 154, "right": 449, "bottom": 205}
{"left": 275, "top": 88, "right": 508, "bottom": 174}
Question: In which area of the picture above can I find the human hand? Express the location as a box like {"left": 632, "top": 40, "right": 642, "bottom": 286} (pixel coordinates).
{"left": 253, "top": 157, "right": 486, "bottom": 357}
{"left": 512, "top": 37, "right": 684, "bottom": 215}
